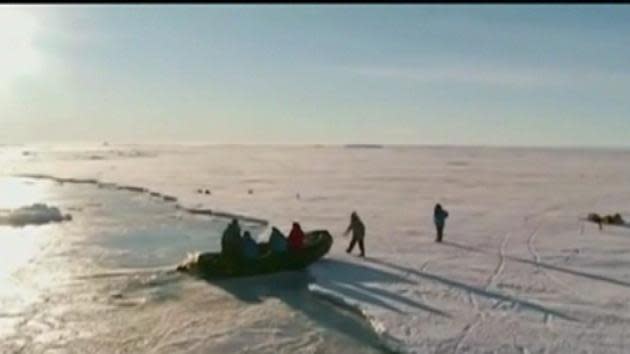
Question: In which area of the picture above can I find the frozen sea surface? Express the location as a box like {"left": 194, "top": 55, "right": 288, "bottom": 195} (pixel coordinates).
{"left": 2, "top": 143, "right": 630, "bottom": 353}
{"left": 0, "top": 177, "right": 391, "bottom": 353}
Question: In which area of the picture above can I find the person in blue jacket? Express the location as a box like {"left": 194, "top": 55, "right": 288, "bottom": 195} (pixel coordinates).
{"left": 242, "top": 231, "right": 259, "bottom": 259}
{"left": 269, "top": 227, "right": 288, "bottom": 253}
{"left": 434, "top": 203, "right": 449, "bottom": 243}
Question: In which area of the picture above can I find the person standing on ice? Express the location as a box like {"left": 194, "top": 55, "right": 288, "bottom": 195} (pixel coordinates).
{"left": 434, "top": 204, "right": 449, "bottom": 243}
{"left": 288, "top": 222, "right": 305, "bottom": 251}
{"left": 344, "top": 211, "right": 365, "bottom": 257}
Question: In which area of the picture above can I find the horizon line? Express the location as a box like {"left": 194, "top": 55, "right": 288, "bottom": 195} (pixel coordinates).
{"left": 5, "top": 141, "right": 630, "bottom": 152}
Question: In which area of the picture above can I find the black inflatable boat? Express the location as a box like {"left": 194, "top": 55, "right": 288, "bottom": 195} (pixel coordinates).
{"left": 177, "top": 230, "right": 333, "bottom": 279}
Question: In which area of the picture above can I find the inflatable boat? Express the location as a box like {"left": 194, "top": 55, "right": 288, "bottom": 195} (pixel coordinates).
{"left": 177, "top": 230, "right": 333, "bottom": 279}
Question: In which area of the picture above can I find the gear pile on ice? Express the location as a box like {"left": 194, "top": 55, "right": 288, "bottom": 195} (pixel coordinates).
{"left": 587, "top": 212, "right": 626, "bottom": 229}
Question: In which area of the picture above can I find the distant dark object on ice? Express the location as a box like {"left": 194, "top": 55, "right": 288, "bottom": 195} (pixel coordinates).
{"left": 587, "top": 212, "right": 626, "bottom": 230}
{"left": 162, "top": 195, "right": 177, "bottom": 202}
{"left": 248, "top": 189, "right": 253, "bottom": 195}
{"left": 205, "top": 189, "right": 211, "bottom": 195}
{"left": 344, "top": 144, "right": 384, "bottom": 149}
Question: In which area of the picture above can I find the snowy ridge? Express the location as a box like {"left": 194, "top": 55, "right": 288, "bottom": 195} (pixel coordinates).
{"left": 308, "top": 284, "right": 407, "bottom": 354}
{"left": 15, "top": 173, "right": 268, "bottom": 226}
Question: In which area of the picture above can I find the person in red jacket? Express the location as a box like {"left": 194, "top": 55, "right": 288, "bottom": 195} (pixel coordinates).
{"left": 287, "top": 222, "right": 305, "bottom": 251}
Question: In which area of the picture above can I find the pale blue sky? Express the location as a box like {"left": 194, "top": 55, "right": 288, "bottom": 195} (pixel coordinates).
{"left": 2, "top": 5, "right": 630, "bottom": 146}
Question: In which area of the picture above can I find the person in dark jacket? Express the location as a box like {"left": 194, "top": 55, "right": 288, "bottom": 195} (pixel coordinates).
{"left": 434, "top": 204, "right": 449, "bottom": 243}
{"left": 344, "top": 211, "right": 365, "bottom": 257}
{"left": 221, "top": 219, "right": 243, "bottom": 260}
{"left": 287, "top": 222, "right": 305, "bottom": 251}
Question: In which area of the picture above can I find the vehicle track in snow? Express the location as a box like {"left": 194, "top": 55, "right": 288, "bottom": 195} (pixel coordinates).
{"left": 526, "top": 224, "right": 541, "bottom": 265}
{"left": 524, "top": 216, "right": 589, "bottom": 308}
{"left": 487, "top": 231, "right": 511, "bottom": 291}
{"left": 451, "top": 190, "right": 628, "bottom": 352}
{"left": 524, "top": 217, "right": 568, "bottom": 330}
{"left": 417, "top": 254, "right": 465, "bottom": 311}
{"left": 453, "top": 318, "right": 481, "bottom": 354}
{"left": 487, "top": 230, "right": 513, "bottom": 314}
{"left": 455, "top": 231, "right": 512, "bottom": 353}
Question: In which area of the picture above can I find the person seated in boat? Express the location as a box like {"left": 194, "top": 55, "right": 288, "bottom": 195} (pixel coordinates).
{"left": 242, "top": 231, "right": 259, "bottom": 259}
{"left": 221, "top": 219, "right": 243, "bottom": 260}
{"left": 288, "top": 222, "right": 305, "bottom": 251}
{"left": 269, "top": 227, "right": 288, "bottom": 253}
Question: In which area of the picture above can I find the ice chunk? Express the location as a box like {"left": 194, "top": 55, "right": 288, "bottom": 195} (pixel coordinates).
{"left": 0, "top": 203, "right": 72, "bottom": 227}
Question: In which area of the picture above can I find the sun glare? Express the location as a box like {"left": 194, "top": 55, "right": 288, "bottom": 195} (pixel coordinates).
{"left": 0, "top": 177, "right": 49, "bottom": 210}
{"left": 0, "top": 7, "right": 42, "bottom": 84}
{"left": 0, "top": 177, "right": 53, "bottom": 314}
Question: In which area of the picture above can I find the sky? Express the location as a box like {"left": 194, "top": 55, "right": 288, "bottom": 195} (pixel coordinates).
{"left": 1, "top": 4, "right": 630, "bottom": 147}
